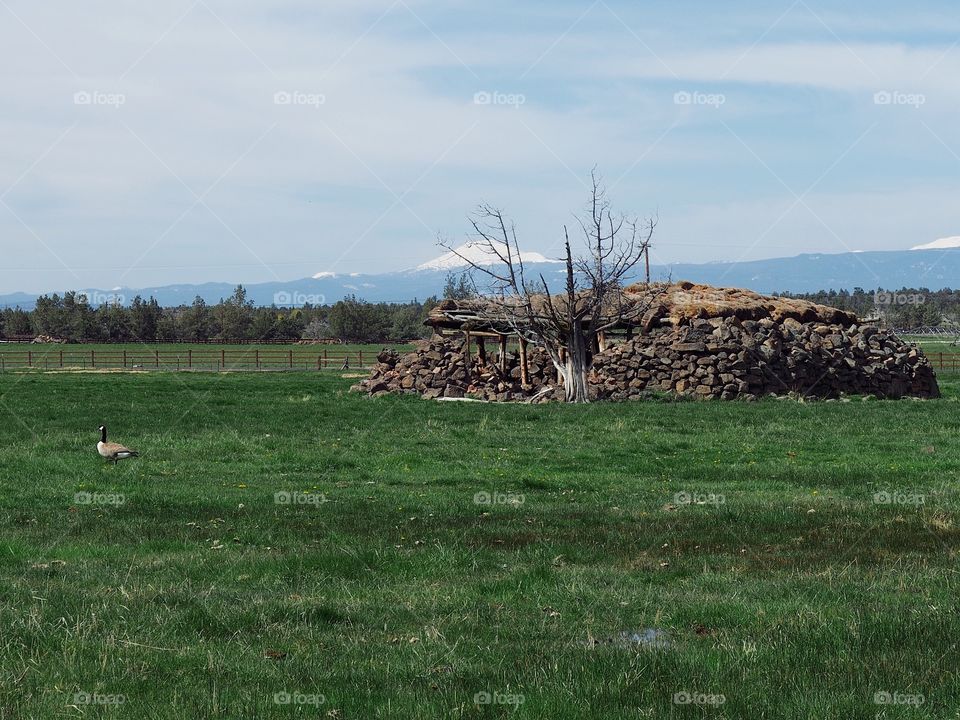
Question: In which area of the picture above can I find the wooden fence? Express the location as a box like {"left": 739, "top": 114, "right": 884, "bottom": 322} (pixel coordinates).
{"left": 0, "top": 348, "right": 373, "bottom": 372}
{"left": 0, "top": 336, "right": 353, "bottom": 345}
{"left": 931, "top": 353, "right": 960, "bottom": 373}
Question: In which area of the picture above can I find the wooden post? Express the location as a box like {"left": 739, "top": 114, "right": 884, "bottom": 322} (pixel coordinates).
{"left": 188, "top": 349, "right": 192, "bottom": 369}
{"left": 28, "top": 351, "right": 32, "bottom": 367}
{"left": 597, "top": 330, "right": 606, "bottom": 352}
{"left": 289, "top": 349, "right": 293, "bottom": 369}
{"left": 91, "top": 349, "right": 95, "bottom": 368}
{"left": 155, "top": 350, "right": 159, "bottom": 368}
{"left": 518, "top": 336, "right": 529, "bottom": 386}
{"left": 60, "top": 349, "right": 64, "bottom": 368}
{"left": 476, "top": 336, "right": 486, "bottom": 366}
{"left": 221, "top": 349, "right": 226, "bottom": 369}
{"left": 465, "top": 331, "right": 472, "bottom": 381}
{"left": 557, "top": 347, "right": 566, "bottom": 384}
{"left": 498, "top": 335, "right": 507, "bottom": 372}
{"left": 255, "top": 349, "right": 259, "bottom": 369}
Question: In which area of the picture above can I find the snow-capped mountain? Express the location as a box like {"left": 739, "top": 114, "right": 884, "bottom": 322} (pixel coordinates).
{"left": 414, "top": 241, "right": 560, "bottom": 272}
{"left": 8, "top": 242, "right": 960, "bottom": 309}
{"left": 911, "top": 236, "right": 960, "bottom": 251}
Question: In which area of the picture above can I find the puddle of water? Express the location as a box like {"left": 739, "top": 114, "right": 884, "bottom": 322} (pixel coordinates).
{"left": 589, "top": 628, "right": 671, "bottom": 650}
{"left": 619, "top": 628, "right": 671, "bottom": 649}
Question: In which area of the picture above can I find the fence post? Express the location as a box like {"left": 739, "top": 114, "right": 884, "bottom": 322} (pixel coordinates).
{"left": 221, "top": 349, "right": 226, "bottom": 369}
{"left": 91, "top": 349, "right": 95, "bottom": 368}
{"left": 255, "top": 349, "right": 259, "bottom": 370}
{"left": 122, "top": 350, "right": 126, "bottom": 368}
{"left": 155, "top": 350, "right": 159, "bottom": 368}
{"left": 60, "top": 349, "right": 64, "bottom": 368}
{"left": 188, "top": 349, "right": 192, "bottom": 369}
{"left": 28, "top": 350, "right": 32, "bottom": 367}
{"left": 324, "top": 349, "right": 328, "bottom": 369}
{"left": 359, "top": 350, "right": 363, "bottom": 367}
{"left": 289, "top": 349, "right": 293, "bottom": 369}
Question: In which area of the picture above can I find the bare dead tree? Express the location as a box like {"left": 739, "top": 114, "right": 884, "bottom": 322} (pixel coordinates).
{"left": 439, "top": 171, "right": 658, "bottom": 403}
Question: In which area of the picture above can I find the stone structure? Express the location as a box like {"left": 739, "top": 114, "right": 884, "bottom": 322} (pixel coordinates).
{"left": 352, "top": 282, "right": 939, "bottom": 401}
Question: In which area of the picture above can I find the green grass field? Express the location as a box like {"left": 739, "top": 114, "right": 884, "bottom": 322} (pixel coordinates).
{"left": 1, "top": 370, "right": 958, "bottom": 718}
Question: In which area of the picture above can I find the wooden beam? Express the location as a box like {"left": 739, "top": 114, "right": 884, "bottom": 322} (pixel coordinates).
{"left": 498, "top": 334, "right": 507, "bottom": 372}
{"left": 456, "top": 330, "right": 503, "bottom": 338}
{"left": 476, "top": 336, "right": 486, "bottom": 366}
{"left": 518, "top": 336, "right": 529, "bottom": 386}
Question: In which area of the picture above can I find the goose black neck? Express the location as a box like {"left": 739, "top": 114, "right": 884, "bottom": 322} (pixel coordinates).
{"left": 100, "top": 427, "right": 107, "bottom": 442}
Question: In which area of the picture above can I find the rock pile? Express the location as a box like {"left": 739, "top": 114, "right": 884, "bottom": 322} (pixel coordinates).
{"left": 592, "top": 316, "right": 939, "bottom": 400}
{"left": 353, "top": 281, "right": 940, "bottom": 402}
{"left": 352, "top": 338, "right": 556, "bottom": 401}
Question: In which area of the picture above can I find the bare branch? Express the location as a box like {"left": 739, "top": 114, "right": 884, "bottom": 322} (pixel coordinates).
{"left": 432, "top": 172, "right": 662, "bottom": 402}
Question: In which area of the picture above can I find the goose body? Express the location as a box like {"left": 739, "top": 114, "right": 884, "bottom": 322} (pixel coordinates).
{"left": 97, "top": 425, "right": 139, "bottom": 464}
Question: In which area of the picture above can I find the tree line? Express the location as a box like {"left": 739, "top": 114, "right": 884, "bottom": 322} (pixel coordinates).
{"left": 0, "top": 279, "right": 472, "bottom": 343}
{"left": 6, "top": 279, "right": 951, "bottom": 345}
{"left": 781, "top": 287, "right": 948, "bottom": 328}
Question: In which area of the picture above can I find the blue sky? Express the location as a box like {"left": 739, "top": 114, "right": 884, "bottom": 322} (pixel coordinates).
{"left": 2, "top": 0, "right": 960, "bottom": 293}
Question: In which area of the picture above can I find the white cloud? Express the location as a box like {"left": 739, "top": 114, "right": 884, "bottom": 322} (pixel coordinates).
{"left": 1, "top": 1, "right": 959, "bottom": 294}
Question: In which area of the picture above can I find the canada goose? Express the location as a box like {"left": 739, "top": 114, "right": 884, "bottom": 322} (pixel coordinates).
{"left": 97, "top": 425, "right": 139, "bottom": 464}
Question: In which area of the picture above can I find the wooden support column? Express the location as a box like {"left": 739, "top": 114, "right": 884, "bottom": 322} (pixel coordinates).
{"left": 498, "top": 334, "right": 508, "bottom": 372}
{"left": 597, "top": 330, "right": 607, "bottom": 352}
{"left": 476, "top": 336, "right": 486, "bottom": 366}
{"left": 518, "top": 336, "right": 529, "bottom": 386}
{"left": 464, "top": 331, "right": 472, "bottom": 381}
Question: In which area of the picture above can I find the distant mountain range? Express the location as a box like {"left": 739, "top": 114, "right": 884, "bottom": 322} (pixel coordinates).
{"left": 5, "top": 241, "right": 960, "bottom": 310}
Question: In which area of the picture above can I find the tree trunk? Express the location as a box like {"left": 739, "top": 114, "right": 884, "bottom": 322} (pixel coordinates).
{"left": 563, "top": 325, "right": 590, "bottom": 403}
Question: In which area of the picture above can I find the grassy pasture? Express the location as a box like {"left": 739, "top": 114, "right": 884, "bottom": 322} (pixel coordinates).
{"left": 0, "top": 370, "right": 958, "bottom": 718}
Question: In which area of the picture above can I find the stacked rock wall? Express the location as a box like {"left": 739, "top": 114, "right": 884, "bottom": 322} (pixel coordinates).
{"left": 354, "top": 281, "right": 940, "bottom": 401}
{"left": 352, "top": 317, "right": 938, "bottom": 401}
{"left": 354, "top": 338, "right": 556, "bottom": 401}
{"left": 592, "top": 317, "right": 938, "bottom": 400}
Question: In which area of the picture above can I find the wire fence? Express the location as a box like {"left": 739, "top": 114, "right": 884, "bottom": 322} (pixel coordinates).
{"left": 0, "top": 348, "right": 375, "bottom": 372}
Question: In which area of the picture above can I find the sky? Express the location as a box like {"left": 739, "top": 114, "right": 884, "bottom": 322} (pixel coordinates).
{"left": 2, "top": 0, "right": 960, "bottom": 294}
